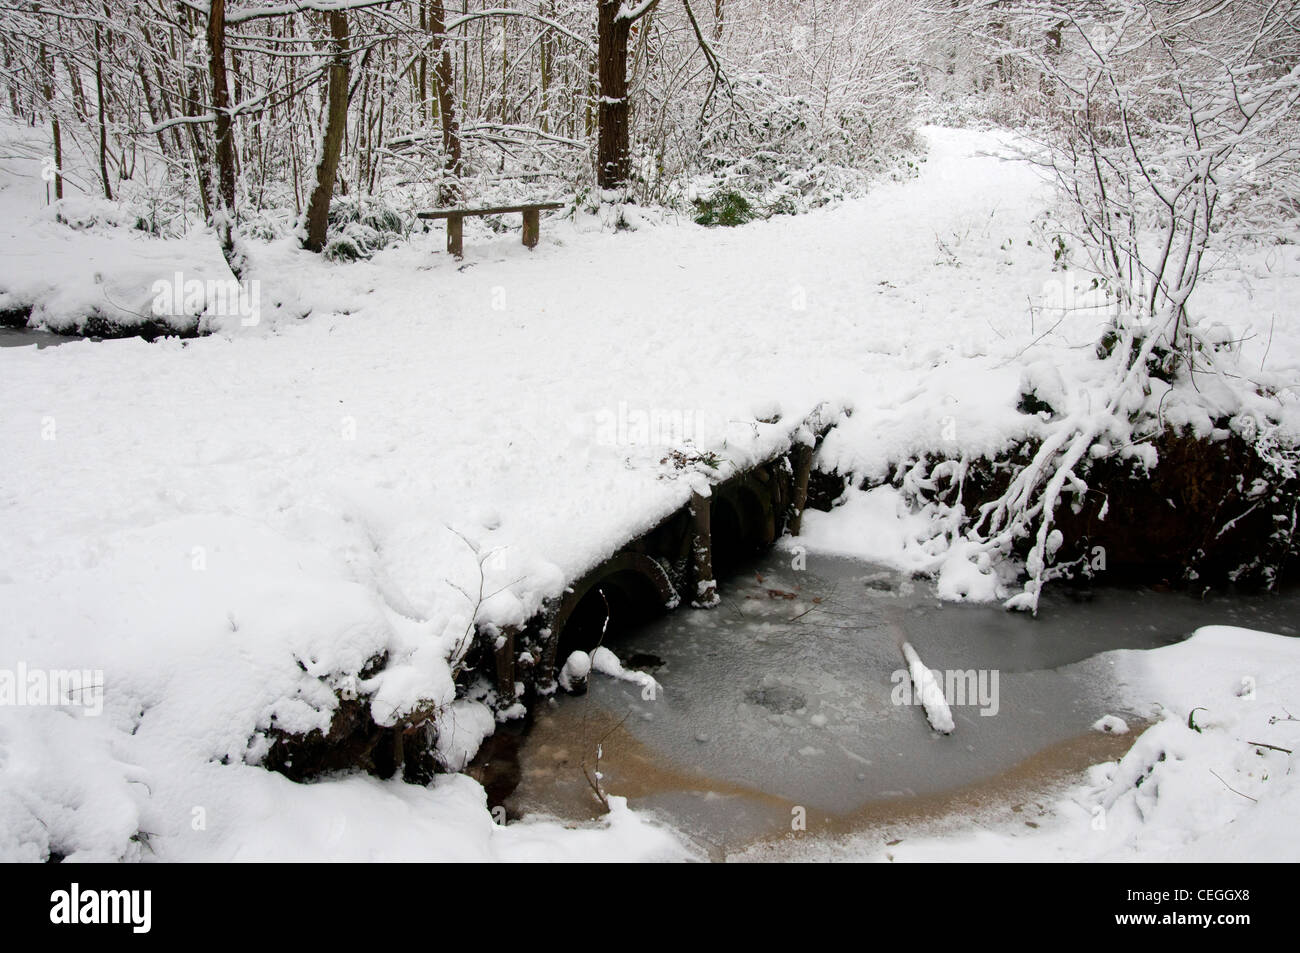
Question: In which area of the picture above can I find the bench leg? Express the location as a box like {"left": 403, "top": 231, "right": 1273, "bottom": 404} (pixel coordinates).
{"left": 522, "top": 208, "right": 540, "bottom": 249}
{"left": 447, "top": 214, "right": 463, "bottom": 258}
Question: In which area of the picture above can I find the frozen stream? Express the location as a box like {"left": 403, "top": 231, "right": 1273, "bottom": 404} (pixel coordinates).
{"left": 490, "top": 552, "right": 1300, "bottom": 853}
{"left": 0, "top": 327, "right": 71, "bottom": 348}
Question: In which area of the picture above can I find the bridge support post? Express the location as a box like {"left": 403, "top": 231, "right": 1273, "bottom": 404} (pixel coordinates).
{"left": 788, "top": 443, "right": 814, "bottom": 536}
{"left": 690, "top": 491, "right": 719, "bottom": 607}
{"left": 492, "top": 626, "right": 517, "bottom": 710}
{"left": 392, "top": 726, "right": 405, "bottom": 773}
{"left": 535, "top": 625, "right": 558, "bottom": 696}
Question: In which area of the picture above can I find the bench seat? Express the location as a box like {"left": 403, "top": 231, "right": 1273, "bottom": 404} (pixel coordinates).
{"left": 417, "top": 202, "right": 566, "bottom": 257}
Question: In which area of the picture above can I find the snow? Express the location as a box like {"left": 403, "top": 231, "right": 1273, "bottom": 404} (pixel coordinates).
{"left": 0, "top": 135, "right": 233, "bottom": 335}
{"left": 2, "top": 117, "right": 1299, "bottom": 861}
{"left": 900, "top": 641, "right": 955, "bottom": 734}
{"left": 1093, "top": 715, "right": 1129, "bottom": 735}
{"left": 435, "top": 700, "right": 497, "bottom": 772}
{"left": 785, "top": 485, "right": 1011, "bottom": 602}
{"left": 160, "top": 772, "right": 690, "bottom": 863}
{"left": 590, "top": 647, "right": 661, "bottom": 697}
{"left": 557, "top": 650, "right": 592, "bottom": 693}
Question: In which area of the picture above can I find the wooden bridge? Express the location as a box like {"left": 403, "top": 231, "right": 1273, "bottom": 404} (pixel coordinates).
{"left": 475, "top": 405, "right": 840, "bottom": 712}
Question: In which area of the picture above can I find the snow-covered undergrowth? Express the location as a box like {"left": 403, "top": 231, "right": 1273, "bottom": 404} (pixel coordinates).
{"left": 805, "top": 213, "right": 1300, "bottom": 606}
{"left": 740, "top": 626, "right": 1300, "bottom": 862}
{"left": 2, "top": 120, "right": 1298, "bottom": 860}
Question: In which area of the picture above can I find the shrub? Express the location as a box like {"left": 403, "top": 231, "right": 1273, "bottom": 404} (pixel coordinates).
{"left": 692, "top": 190, "right": 756, "bottom": 227}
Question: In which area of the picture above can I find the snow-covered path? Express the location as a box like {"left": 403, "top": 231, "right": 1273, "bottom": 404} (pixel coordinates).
{"left": 2, "top": 126, "right": 1297, "bottom": 861}
{"left": 1, "top": 127, "right": 1049, "bottom": 626}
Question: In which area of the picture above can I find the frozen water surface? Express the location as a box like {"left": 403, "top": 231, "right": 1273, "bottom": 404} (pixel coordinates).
{"left": 503, "top": 552, "right": 1300, "bottom": 848}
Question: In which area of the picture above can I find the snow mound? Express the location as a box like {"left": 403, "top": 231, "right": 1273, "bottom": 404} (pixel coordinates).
{"left": 1092, "top": 715, "right": 1129, "bottom": 735}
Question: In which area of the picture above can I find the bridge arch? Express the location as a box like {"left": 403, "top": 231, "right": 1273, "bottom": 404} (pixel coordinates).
{"left": 546, "top": 551, "right": 679, "bottom": 669}
{"left": 712, "top": 475, "right": 778, "bottom": 574}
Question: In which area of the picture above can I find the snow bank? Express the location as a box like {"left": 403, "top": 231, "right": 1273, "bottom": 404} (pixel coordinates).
{"left": 1090, "top": 626, "right": 1300, "bottom": 861}
{"left": 788, "top": 485, "right": 1009, "bottom": 602}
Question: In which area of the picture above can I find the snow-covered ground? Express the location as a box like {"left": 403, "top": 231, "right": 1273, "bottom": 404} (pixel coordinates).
{"left": 1, "top": 120, "right": 1298, "bottom": 861}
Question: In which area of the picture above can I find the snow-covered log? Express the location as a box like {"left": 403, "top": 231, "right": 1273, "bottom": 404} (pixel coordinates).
{"left": 901, "top": 641, "right": 954, "bottom": 734}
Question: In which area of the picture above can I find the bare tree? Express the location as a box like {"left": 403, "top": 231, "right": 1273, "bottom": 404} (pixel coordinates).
{"left": 427, "top": 0, "right": 462, "bottom": 204}
{"left": 207, "top": 0, "right": 240, "bottom": 268}
{"left": 0, "top": 0, "right": 930, "bottom": 243}
{"left": 302, "top": 10, "right": 352, "bottom": 252}
{"left": 596, "top": 0, "right": 658, "bottom": 192}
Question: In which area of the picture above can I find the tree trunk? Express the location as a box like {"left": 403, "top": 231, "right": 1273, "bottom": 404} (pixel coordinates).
{"left": 135, "top": 61, "right": 171, "bottom": 168}
{"left": 207, "top": 0, "right": 239, "bottom": 266}
{"left": 39, "top": 44, "right": 62, "bottom": 200}
{"left": 181, "top": 55, "right": 213, "bottom": 221}
{"left": 2, "top": 42, "right": 18, "bottom": 116}
{"left": 540, "top": 1, "right": 553, "bottom": 133}
{"left": 428, "top": 0, "right": 463, "bottom": 205}
{"left": 64, "top": 52, "right": 87, "bottom": 122}
{"left": 302, "top": 11, "right": 351, "bottom": 253}
{"left": 137, "top": 25, "right": 188, "bottom": 183}
{"left": 417, "top": 0, "right": 428, "bottom": 124}
{"left": 92, "top": 25, "right": 112, "bottom": 200}
{"left": 50, "top": 116, "right": 63, "bottom": 201}
{"left": 596, "top": 0, "right": 633, "bottom": 191}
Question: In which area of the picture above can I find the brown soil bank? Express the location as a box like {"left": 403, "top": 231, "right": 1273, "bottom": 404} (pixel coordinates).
{"left": 817, "top": 426, "right": 1298, "bottom": 594}
{"left": 1053, "top": 428, "right": 1297, "bottom": 589}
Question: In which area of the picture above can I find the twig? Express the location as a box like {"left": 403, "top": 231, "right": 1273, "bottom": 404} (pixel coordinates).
{"left": 1260, "top": 311, "right": 1275, "bottom": 372}
{"left": 1246, "top": 741, "right": 1292, "bottom": 754}
{"left": 1208, "top": 768, "right": 1257, "bottom": 802}
{"left": 581, "top": 710, "right": 630, "bottom": 812}
{"left": 577, "top": 588, "right": 617, "bottom": 811}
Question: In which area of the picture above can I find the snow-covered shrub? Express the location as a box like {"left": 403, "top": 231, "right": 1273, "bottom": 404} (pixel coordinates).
{"left": 319, "top": 200, "right": 409, "bottom": 261}
{"left": 241, "top": 207, "right": 296, "bottom": 243}
{"left": 880, "top": 0, "right": 1300, "bottom": 611}
{"left": 692, "top": 189, "right": 756, "bottom": 227}
{"left": 323, "top": 223, "right": 391, "bottom": 262}
{"left": 633, "top": 0, "right": 924, "bottom": 213}
{"left": 49, "top": 197, "right": 130, "bottom": 231}
{"left": 328, "top": 199, "right": 408, "bottom": 238}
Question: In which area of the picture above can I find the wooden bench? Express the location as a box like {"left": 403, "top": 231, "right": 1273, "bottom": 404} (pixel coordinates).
{"left": 417, "top": 201, "right": 565, "bottom": 258}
